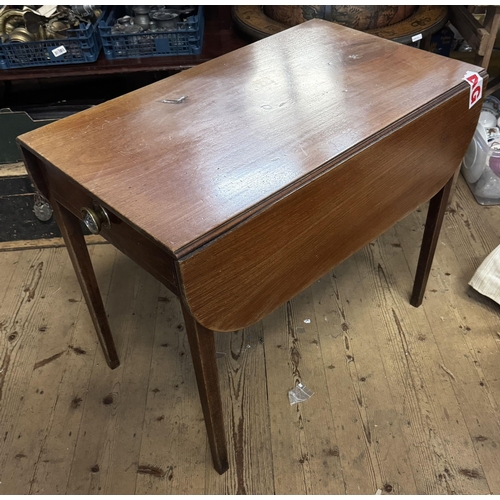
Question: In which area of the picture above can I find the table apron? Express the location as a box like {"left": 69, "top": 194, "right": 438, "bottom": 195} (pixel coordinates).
{"left": 20, "top": 153, "right": 179, "bottom": 295}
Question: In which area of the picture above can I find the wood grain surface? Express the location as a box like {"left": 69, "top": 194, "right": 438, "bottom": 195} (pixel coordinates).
{"left": 47, "top": 166, "right": 178, "bottom": 293}
{"left": 179, "top": 88, "right": 481, "bottom": 331}
{"left": 17, "top": 20, "right": 484, "bottom": 257}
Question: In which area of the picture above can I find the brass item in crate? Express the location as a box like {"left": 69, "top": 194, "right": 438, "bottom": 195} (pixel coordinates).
{"left": 5, "top": 18, "right": 25, "bottom": 34}
{"left": 0, "top": 5, "right": 102, "bottom": 43}
{"left": 46, "top": 18, "right": 73, "bottom": 39}
{"left": 8, "top": 27, "right": 35, "bottom": 43}
{"left": 0, "top": 8, "right": 39, "bottom": 37}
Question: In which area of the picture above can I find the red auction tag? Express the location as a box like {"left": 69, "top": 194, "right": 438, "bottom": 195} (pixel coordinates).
{"left": 463, "top": 71, "right": 483, "bottom": 109}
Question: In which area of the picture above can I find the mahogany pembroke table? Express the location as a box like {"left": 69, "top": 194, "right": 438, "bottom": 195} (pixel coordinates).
{"left": 18, "top": 20, "right": 486, "bottom": 474}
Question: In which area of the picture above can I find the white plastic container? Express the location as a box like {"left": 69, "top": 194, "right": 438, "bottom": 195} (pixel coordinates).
{"left": 462, "top": 96, "right": 500, "bottom": 205}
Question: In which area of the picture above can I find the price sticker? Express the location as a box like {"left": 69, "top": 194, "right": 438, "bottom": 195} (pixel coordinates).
{"left": 52, "top": 45, "right": 67, "bottom": 58}
{"left": 411, "top": 33, "right": 422, "bottom": 42}
{"left": 463, "top": 71, "right": 483, "bottom": 109}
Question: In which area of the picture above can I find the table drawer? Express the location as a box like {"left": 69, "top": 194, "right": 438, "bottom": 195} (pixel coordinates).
{"left": 44, "top": 162, "right": 178, "bottom": 293}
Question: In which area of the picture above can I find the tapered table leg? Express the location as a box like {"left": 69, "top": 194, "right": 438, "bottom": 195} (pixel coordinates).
{"left": 181, "top": 303, "right": 229, "bottom": 474}
{"left": 51, "top": 200, "right": 120, "bottom": 369}
{"left": 410, "top": 175, "right": 454, "bottom": 307}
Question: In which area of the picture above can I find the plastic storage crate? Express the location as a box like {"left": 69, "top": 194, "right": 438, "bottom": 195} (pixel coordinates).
{"left": 0, "top": 9, "right": 106, "bottom": 70}
{"left": 99, "top": 6, "right": 204, "bottom": 60}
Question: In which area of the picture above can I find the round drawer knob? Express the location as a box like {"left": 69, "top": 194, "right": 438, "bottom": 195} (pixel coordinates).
{"left": 81, "top": 205, "right": 110, "bottom": 235}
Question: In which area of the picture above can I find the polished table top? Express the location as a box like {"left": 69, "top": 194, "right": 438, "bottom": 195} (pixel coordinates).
{"left": 19, "top": 20, "right": 483, "bottom": 258}
{"left": 18, "top": 19, "right": 486, "bottom": 475}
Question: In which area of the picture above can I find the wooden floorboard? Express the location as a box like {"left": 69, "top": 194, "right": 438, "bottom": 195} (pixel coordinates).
{"left": 263, "top": 292, "right": 346, "bottom": 494}
{"left": 1, "top": 178, "right": 500, "bottom": 494}
{"left": 0, "top": 235, "right": 107, "bottom": 253}
{"left": 206, "top": 323, "right": 274, "bottom": 494}
{"left": 135, "top": 285, "right": 206, "bottom": 495}
{"left": 313, "top": 261, "right": 418, "bottom": 494}
{"left": 27, "top": 244, "right": 114, "bottom": 495}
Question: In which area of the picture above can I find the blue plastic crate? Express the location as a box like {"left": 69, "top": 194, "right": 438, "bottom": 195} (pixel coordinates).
{"left": 0, "top": 9, "right": 105, "bottom": 70}
{"left": 99, "top": 6, "right": 204, "bottom": 60}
